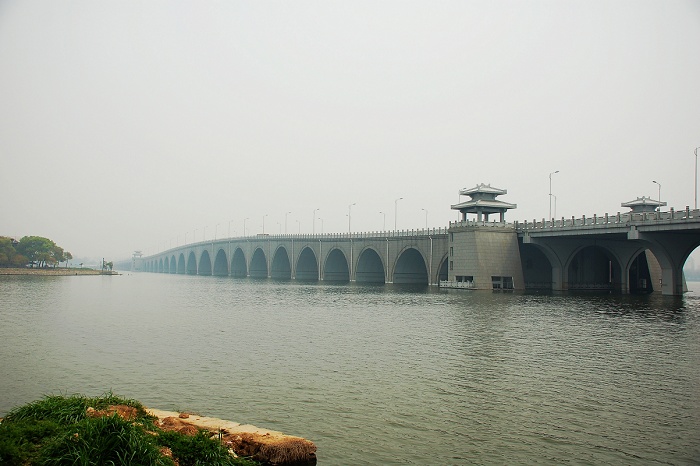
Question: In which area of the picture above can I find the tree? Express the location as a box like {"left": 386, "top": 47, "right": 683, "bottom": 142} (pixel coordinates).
{"left": 0, "top": 237, "right": 29, "bottom": 267}
{"left": 17, "top": 236, "right": 59, "bottom": 268}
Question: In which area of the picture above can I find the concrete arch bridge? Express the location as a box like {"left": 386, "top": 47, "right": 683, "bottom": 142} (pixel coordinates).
{"left": 140, "top": 208, "right": 700, "bottom": 295}
{"left": 143, "top": 229, "right": 450, "bottom": 285}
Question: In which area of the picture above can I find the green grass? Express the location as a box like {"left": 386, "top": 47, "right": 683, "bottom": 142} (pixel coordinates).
{"left": 0, "top": 393, "right": 258, "bottom": 466}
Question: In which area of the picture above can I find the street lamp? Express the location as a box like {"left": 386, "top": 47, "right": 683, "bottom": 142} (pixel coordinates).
{"left": 243, "top": 218, "right": 249, "bottom": 236}
{"left": 695, "top": 147, "right": 699, "bottom": 210}
{"left": 348, "top": 203, "right": 356, "bottom": 233}
{"left": 549, "top": 170, "right": 559, "bottom": 220}
{"left": 285, "top": 211, "right": 291, "bottom": 234}
{"left": 394, "top": 197, "right": 403, "bottom": 230}
{"left": 312, "top": 208, "right": 319, "bottom": 234}
{"left": 379, "top": 211, "right": 386, "bottom": 231}
{"left": 262, "top": 214, "right": 268, "bottom": 234}
{"left": 652, "top": 180, "right": 661, "bottom": 212}
{"left": 421, "top": 208, "right": 428, "bottom": 230}
{"left": 214, "top": 223, "right": 220, "bottom": 240}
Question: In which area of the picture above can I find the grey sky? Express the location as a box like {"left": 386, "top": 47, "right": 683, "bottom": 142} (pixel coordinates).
{"left": 1, "top": 1, "right": 699, "bottom": 262}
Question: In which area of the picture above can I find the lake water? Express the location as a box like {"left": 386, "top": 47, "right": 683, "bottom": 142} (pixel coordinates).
{"left": 1, "top": 273, "right": 699, "bottom": 464}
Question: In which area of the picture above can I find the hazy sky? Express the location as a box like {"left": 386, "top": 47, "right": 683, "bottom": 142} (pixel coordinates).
{"left": 2, "top": 1, "right": 699, "bottom": 261}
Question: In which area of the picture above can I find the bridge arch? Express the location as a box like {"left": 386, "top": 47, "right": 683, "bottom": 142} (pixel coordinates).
{"left": 231, "top": 248, "right": 247, "bottom": 278}
{"left": 520, "top": 243, "right": 555, "bottom": 290}
{"left": 250, "top": 248, "right": 268, "bottom": 278}
{"left": 164, "top": 257, "right": 170, "bottom": 273}
{"left": 566, "top": 245, "right": 621, "bottom": 291}
{"left": 324, "top": 248, "right": 349, "bottom": 281}
{"left": 296, "top": 247, "right": 319, "bottom": 281}
{"left": 177, "top": 253, "right": 186, "bottom": 274}
{"left": 625, "top": 248, "right": 661, "bottom": 294}
{"left": 436, "top": 254, "right": 449, "bottom": 283}
{"left": 356, "top": 247, "right": 385, "bottom": 283}
{"left": 393, "top": 247, "right": 429, "bottom": 284}
{"left": 271, "top": 246, "right": 291, "bottom": 279}
{"left": 158, "top": 258, "right": 164, "bottom": 273}
{"left": 199, "top": 250, "right": 212, "bottom": 276}
{"left": 186, "top": 251, "right": 197, "bottom": 275}
{"left": 637, "top": 233, "right": 700, "bottom": 295}
{"left": 169, "top": 255, "right": 176, "bottom": 274}
{"left": 213, "top": 248, "right": 229, "bottom": 276}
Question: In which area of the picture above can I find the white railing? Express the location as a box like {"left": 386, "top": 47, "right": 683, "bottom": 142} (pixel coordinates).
{"left": 515, "top": 207, "right": 700, "bottom": 231}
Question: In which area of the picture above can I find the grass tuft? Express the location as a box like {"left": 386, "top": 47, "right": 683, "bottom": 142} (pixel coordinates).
{"left": 0, "top": 394, "right": 259, "bottom": 466}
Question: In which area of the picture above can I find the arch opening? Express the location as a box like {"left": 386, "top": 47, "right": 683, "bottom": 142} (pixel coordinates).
{"left": 356, "top": 248, "right": 385, "bottom": 283}
{"left": 393, "top": 248, "right": 428, "bottom": 284}
{"left": 567, "top": 246, "right": 620, "bottom": 291}
{"left": 271, "top": 247, "right": 292, "bottom": 279}
{"left": 177, "top": 253, "right": 186, "bottom": 274}
{"left": 186, "top": 251, "right": 197, "bottom": 275}
{"left": 324, "top": 248, "right": 349, "bottom": 282}
{"left": 198, "top": 250, "right": 212, "bottom": 276}
{"left": 437, "top": 256, "right": 448, "bottom": 282}
{"left": 296, "top": 247, "right": 319, "bottom": 281}
{"left": 521, "top": 243, "right": 553, "bottom": 290}
{"left": 213, "top": 249, "right": 229, "bottom": 276}
{"left": 169, "top": 255, "right": 177, "bottom": 274}
{"left": 158, "top": 259, "right": 163, "bottom": 273}
{"left": 231, "top": 248, "right": 247, "bottom": 278}
{"left": 250, "top": 248, "right": 268, "bottom": 278}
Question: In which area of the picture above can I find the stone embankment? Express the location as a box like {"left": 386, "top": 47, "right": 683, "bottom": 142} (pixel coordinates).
{"left": 148, "top": 408, "right": 317, "bottom": 465}
{"left": 0, "top": 267, "right": 112, "bottom": 276}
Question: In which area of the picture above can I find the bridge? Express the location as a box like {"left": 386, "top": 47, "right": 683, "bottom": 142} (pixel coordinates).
{"left": 138, "top": 188, "right": 700, "bottom": 296}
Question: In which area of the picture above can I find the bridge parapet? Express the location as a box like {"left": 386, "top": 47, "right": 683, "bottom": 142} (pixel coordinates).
{"left": 515, "top": 207, "right": 700, "bottom": 232}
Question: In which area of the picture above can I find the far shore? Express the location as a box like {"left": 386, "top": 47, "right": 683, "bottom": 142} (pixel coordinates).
{"left": 0, "top": 267, "right": 117, "bottom": 276}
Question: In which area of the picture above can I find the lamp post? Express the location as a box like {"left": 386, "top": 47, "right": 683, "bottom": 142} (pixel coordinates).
{"left": 695, "top": 147, "right": 699, "bottom": 210}
{"left": 243, "top": 218, "right": 249, "bottom": 236}
{"left": 348, "top": 203, "right": 356, "bottom": 233}
{"left": 553, "top": 195, "right": 557, "bottom": 219}
{"left": 394, "top": 197, "right": 403, "bottom": 230}
{"left": 549, "top": 170, "right": 559, "bottom": 220}
{"left": 285, "top": 211, "right": 291, "bottom": 234}
{"left": 421, "top": 208, "right": 428, "bottom": 230}
{"left": 262, "top": 214, "right": 268, "bottom": 234}
{"left": 653, "top": 180, "right": 661, "bottom": 212}
{"left": 296, "top": 220, "right": 300, "bottom": 234}
{"left": 319, "top": 218, "right": 324, "bottom": 234}
{"left": 312, "top": 208, "right": 319, "bottom": 234}
{"left": 379, "top": 211, "right": 386, "bottom": 231}
{"left": 214, "top": 223, "right": 220, "bottom": 240}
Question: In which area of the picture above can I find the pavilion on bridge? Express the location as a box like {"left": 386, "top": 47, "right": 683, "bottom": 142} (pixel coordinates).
{"left": 451, "top": 183, "right": 517, "bottom": 222}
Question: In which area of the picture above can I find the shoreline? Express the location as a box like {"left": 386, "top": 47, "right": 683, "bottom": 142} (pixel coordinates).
{"left": 0, "top": 267, "right": 117, "bottom": 276}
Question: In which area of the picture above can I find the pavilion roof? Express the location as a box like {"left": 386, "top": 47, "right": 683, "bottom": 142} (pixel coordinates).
{"left": 621, "top": 196, "right": 666, "bottom": 208}
{"left": 458, "top": 183, "right": 507, "bottom": 197}
{"left": 451, "top": 199, "right": 517, "bottom": 213}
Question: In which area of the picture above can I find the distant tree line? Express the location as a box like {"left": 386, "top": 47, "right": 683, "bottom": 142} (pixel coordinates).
{"left": 0, "top": 236, "right": 72, "bottom": 268}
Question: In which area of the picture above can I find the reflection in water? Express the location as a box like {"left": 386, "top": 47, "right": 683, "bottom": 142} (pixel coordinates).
{"left": 0, "top": 274, "right": 698, "bottom": 464}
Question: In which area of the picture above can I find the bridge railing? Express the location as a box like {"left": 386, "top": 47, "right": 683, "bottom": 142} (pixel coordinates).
{"left": 448, "top": 219, "right": 516, "bottom": 229}
{"left": 515, "top": 206, "right": 700, "bottom": 231}
{"left": 153, "top": 227, "right": 450, "bottom": 255}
